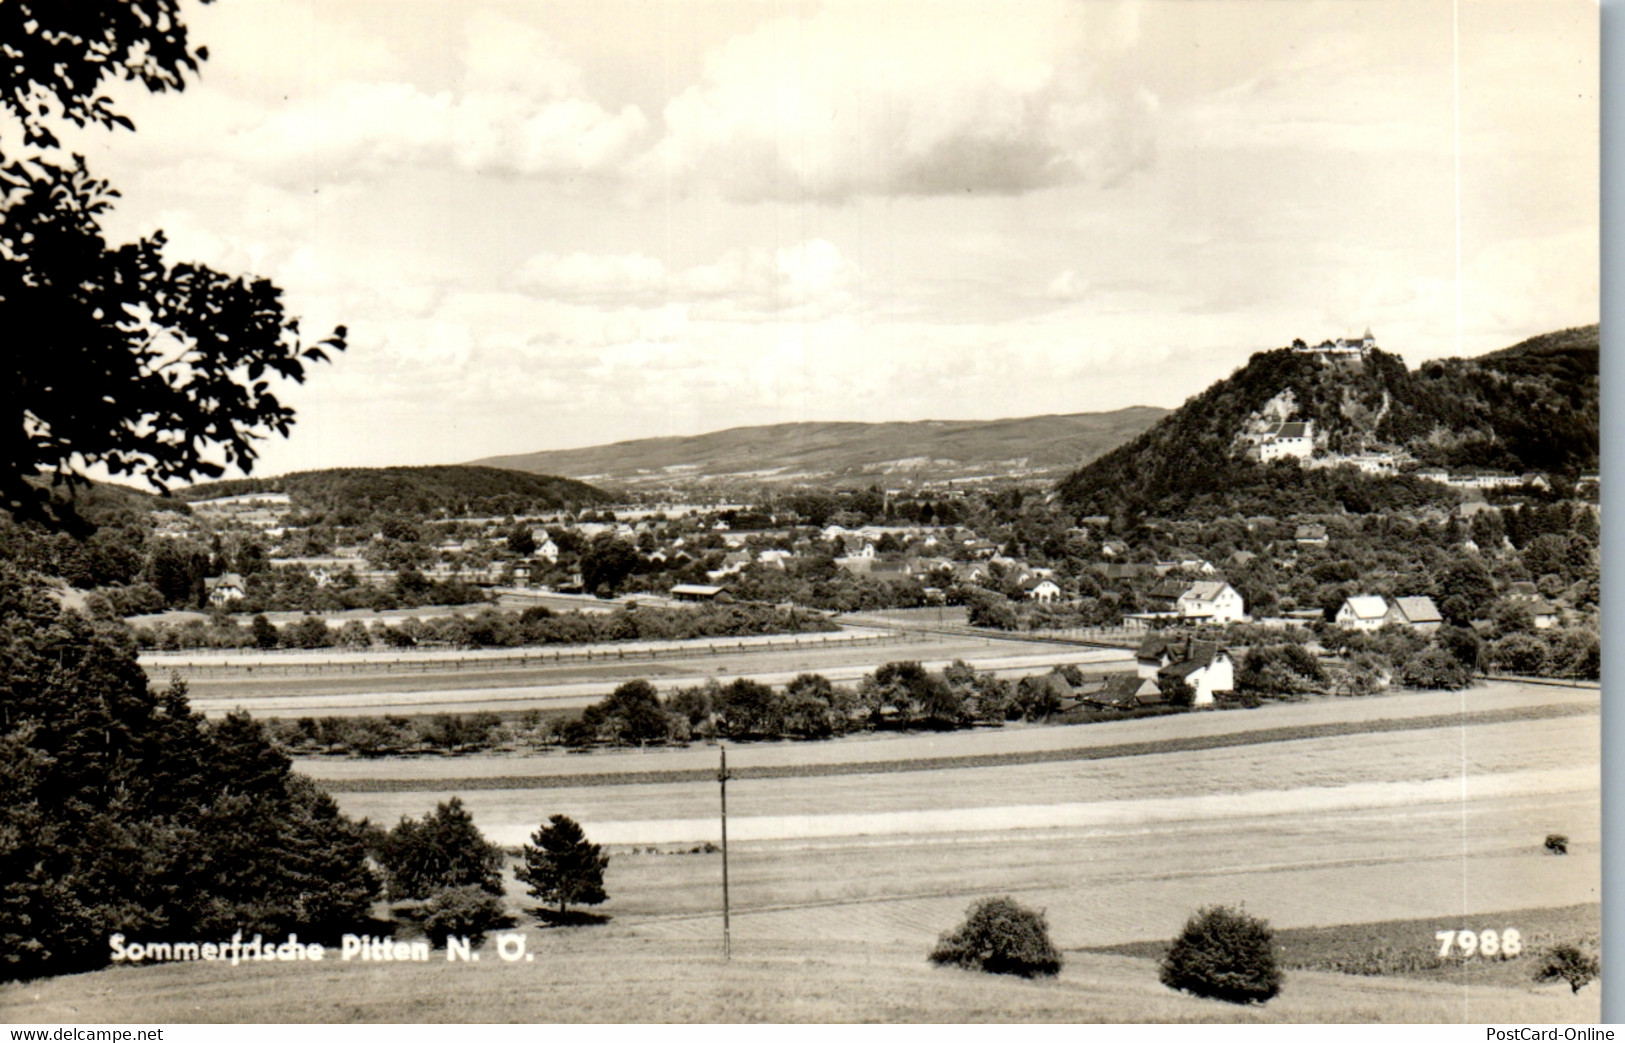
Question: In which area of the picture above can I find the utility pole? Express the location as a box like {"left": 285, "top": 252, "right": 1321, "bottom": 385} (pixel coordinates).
{"left": 719, "top": 745, "right": 731, "bottom": 961}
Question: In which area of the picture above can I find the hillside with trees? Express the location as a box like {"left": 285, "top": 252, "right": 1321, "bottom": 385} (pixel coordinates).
{"left": 474, "top": 408, "right": 1169, "bottom": 487}
{"left": 179, "top": 466, "right": 613, "bottom": 518}
{"left": 1056, "top": 326, "right": 1597, "bottom": 521}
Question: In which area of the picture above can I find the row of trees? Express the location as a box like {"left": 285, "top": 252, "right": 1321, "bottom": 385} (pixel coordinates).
{"left": 133, "top": 601, "right": 837, "bottom": 651}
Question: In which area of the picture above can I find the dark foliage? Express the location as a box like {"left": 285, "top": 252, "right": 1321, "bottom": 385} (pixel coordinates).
{"left": 375, "top": 797, "right": 505, "bottom": 902}
{"left": 1, "top": 2, "right": 345, "bottom": 528}
{"left": 1160, "top": 905, "right": 1283, "bottom": 1004}
{"left": 0, "top": 566, "right": 378, "bottom": 982}
{"left": 179, "top": 466, "right": 611, "bottom": 520}
{"left": 1534, "top": 944, "right": 1599, "bottom": 993}
{"left": 929, "top": 897, "right": 1063, "bottom": 978}
{"left": 419, "top": 885, "right": 507, "bottom": 950}
{"left": 516, "top": 814, "right": 609, "bottom": 916}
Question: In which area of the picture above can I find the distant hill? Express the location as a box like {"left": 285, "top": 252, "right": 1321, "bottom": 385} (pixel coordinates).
{"left": 179, "top": 466, "right": 613, "bottom": 516}
{"left": 473, "top": 407, "right": 1169, "bottom": 488}
{"left": 1056, "top": 324, "right": 1598, "bottom": 520}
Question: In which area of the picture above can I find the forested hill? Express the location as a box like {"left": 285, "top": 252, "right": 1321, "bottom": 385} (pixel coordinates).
{"left": 1055, "top": 324, "right": 1598, "bottom": 520}
{"left": 179, "top": 466, "right": 613, "bottom": 516}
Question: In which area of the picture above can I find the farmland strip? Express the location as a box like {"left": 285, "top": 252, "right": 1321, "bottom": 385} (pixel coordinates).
{"left": 317, "top": 700, "right": 1595, "bottom": 792}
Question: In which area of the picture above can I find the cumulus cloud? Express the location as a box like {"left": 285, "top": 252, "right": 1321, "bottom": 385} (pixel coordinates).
{"left": 220, "top": 10, "right": 647, "bottom": 182}
{"left": 517, "top": 238, "right": 859, "bottom": 321}
{"left": 644, "top": 0, "right": 1155, "bottom": 201}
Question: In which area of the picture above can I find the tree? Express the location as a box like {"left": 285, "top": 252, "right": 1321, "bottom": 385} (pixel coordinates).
{"left": 1534, "top": 944, "right": 1598, "bottom": 993}
{"left": 516, "top": 814, "right": 609, "bottom": 917}
{"left": 376, "top": 797, "right": 505, "bottom": 902}
{"left": 580, "top": 534, "right": 639, "bottom": 595}
{"left": 1, "top": 2, "right": 345, "bottom": 527}
{"left": 505, "top": 524, "right": 536, "bottom": 557}
{"left": 1433, "top": 559, "right": 1496, "bottom": 624}
{"left": 929, "top": 897, "right": 1062, "bottom": 978}
{"left": 0, "top": 565, "right": 378, "bottom": 981}
{"left": 580, "top": 679, "right": 671, "bottom": 745}
{"left": 1160, "top": 905, "right": 1282, "bottom": 1005}
{"left": 250, "top": 613, "right": 279, "bottom": 650}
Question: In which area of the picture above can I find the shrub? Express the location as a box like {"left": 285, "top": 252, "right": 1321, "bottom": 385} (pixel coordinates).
{"left": 1160, "top": 905, "right": 1282, "bottom": 1004}
{"left": 420, "top": 885, "right": 506, "bottom": 949}
{"left": 1534, "top": 944, "right": 1598, "bottom": 993}
{"left": 1544, "top": 833, "right": 1569, "bottom": 855}
{"left": 1399, "top": 646, "right": 1472, "bottom": 690}
{"left": 375, "top": 797, "right": 506, "bottom": 901}
{"left": 929, "top": 897, "right": 1063, "bottom": 978}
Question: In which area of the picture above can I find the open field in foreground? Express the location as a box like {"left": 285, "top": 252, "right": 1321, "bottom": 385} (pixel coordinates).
{"left": 1, "top": 683, "right": 1598, "bottom": 1023}
{"left": 3, "top": 937, "right": 1600, "bottom": 1024}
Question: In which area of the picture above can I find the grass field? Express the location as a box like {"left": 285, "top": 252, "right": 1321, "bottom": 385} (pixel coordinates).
{"left": 4, "top": 937, "right": 1598, "bottom": 1023}
{"left": 1090, "top": 903, "right": 1601, "bottom": 990}
{"left": 0, "top": 682, "right": 1599, "bottom": 1023}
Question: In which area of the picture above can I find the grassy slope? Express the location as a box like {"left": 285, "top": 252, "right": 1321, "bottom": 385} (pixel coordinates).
{"left": 473, "top": 408, "right": 1169, "bottom": 480}
{"left": 2, "top": 937, "right": 1597, "bottom": 1024}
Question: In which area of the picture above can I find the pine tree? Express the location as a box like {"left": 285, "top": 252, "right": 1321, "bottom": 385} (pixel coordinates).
{"left": 516, "top": 815, "right": 609, "bottom": 916}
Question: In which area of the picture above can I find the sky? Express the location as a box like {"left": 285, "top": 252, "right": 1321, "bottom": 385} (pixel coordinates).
{"left": 63, "top": 0, "right": 1599, "bottom": 478}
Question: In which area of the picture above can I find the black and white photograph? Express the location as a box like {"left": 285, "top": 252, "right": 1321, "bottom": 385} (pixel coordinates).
{"left": 0, "top": 0, "right": 1604, "bottom": 1027}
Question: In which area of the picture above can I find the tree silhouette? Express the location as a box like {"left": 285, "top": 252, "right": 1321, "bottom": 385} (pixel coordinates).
{"left": 516, "top": 814, "right": 609, "bottom": 917}
{"left": 2, "top": 1, "right": 344, "bottom": 527}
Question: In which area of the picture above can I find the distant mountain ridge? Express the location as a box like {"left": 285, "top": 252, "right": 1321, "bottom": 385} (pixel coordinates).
{"left": 472, "top": 407, "right": 1169, "bottom": 487}
{"left": 1056, "top": 324, "right": 1599, "bottom": 519}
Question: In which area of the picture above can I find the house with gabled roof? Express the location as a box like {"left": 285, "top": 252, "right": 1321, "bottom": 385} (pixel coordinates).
{"left": 1383, "top": 596, "right": 1443, "bottom": 633}
{"left": 1336, "top": 595, "right": 1388, "bottom": 631}
{"left": 205, "top": 573, "right": 247, "bottom": 607}
{"left": 1136, "top": 634, "right": 1233, "bottom": 705}
{"left": 1177, "top": 581, "right": 1246, "bottom": 623}
{"left": 1023, "top": 577, "right": 1062, "bottom": 603}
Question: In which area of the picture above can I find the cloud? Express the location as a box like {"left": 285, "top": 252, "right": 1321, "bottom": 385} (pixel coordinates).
{"left": 1045, "top": 269, "right": 1089, "bottom": 300}
{"left": 211, "top": 10, "right": 648, "bottom": 183}
{"left": 643, "top": 0, "right": 1156, "bottom": 202}
{"left": 516, "top": 238, "right": 859, "bottom": 321}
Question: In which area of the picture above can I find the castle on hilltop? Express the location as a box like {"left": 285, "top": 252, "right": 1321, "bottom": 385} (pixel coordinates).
{"left": 1292, "top": 329, "right": 1376, "bottom": 357}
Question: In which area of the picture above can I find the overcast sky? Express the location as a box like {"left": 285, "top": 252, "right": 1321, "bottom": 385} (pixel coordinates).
{"left": 71, "top": 0, "right": 1597, "bottom": 477}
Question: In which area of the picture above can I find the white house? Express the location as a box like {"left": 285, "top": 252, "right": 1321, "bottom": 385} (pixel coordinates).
{"left": 1336, "top": 595, "right": 1389, "bottom": 631}
{"left": 1023, "top": 577, "right": 1063, "bottom": 603}
{"left": 1150, "top": 638, "right": 1235, "bottom": 707}
{"left": 204, "top": 573, "right": 247, "bottom": 607}
{"left": 1177, "top": 581, "right": 1247, "bottom": 623}
{"left": 1257, "top": 421, "right": 1315, "bottom": 463}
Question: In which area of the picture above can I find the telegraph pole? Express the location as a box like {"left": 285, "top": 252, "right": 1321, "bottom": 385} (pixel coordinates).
{"left": 719, "top": 745, "right": 732, "bottom": 960}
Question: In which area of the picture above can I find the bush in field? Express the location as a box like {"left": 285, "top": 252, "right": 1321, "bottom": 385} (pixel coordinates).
{"left": 420, "top": 884, "right": 507, "bottom": 949}
{"left": 1544, "top": 833, "right": 1569, "bottom": 855}
{"left": 1160, "top": 905, "right": 1281, "bottom": 1005}
{"left": 376, "top": 797, "right": 506, "bottom": 901}
{"left": 929, "top": 897, "right": 1062, "bottom": 978}
{"left": 1399, "top": 646, "right": 1472, "bottom": 690}
{"left": 1534, "top": 943, "right": 1599, "bottom": 993}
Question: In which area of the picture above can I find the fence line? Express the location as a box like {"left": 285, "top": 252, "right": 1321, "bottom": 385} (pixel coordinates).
{"left": 140, "top": 631, "right": 931, "bottom": 680}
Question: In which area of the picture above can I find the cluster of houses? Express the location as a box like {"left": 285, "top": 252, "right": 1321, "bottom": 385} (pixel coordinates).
{"left": 1332, "top": 595, "right": 1444, "bottom": 633}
